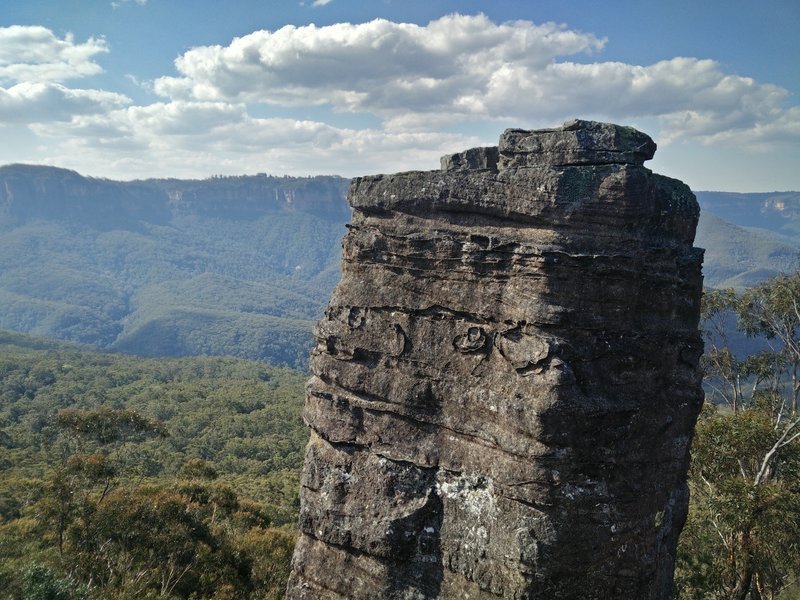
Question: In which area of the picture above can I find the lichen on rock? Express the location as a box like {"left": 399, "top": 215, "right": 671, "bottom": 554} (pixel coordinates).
{"left": 286, "top": 120, "right": 704, "bottom": 600}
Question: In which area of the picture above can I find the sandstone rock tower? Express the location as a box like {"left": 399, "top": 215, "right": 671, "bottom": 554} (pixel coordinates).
{"left": 286, "top": 120, "right": 704, "bottom": 599}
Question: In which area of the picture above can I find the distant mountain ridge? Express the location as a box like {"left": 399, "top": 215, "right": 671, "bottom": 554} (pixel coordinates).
{"left": 0, "top": 164, "right": 351, "bottom": 367}
{"left": 0, "top": 164, "right": 350, "bottom": 226}
{"left": 695, "top": 191, "right": 800, "bottom": 288}
{"left": 0, "top": 163, "right": 797, "bottom": 365}
{"left": 696, "top": 191, "right": 800, "bottom": 235}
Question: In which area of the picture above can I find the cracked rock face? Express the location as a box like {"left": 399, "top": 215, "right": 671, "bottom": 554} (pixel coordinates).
{"left": 285, "top": 120, "right": 704, "bottom": 600}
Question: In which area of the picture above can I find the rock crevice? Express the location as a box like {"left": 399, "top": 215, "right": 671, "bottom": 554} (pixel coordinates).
{"left": 286, "top": 120, "right": 704, "bottom": 599}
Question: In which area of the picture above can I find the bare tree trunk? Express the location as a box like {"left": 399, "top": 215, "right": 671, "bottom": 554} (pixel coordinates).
{"left": 732, "top": 566, "right": 754, "bottom": 600}
{"left": 731, "top": 532, "right": 755, "bottom": 600}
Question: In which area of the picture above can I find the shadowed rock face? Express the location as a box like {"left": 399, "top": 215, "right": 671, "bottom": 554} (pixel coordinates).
{"left": 286, "top": 120, "right": 704, "bottom": 600}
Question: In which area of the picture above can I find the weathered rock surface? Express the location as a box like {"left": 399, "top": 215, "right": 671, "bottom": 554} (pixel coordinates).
{"left": 286, "top": 120, "right": 704, "bottom": 599}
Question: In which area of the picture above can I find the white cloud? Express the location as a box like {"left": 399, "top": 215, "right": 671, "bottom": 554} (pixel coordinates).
{"left": 153, "top": 14, "right": 604, "bottom": 111}
{"left": 0, "top": 26, "right": 108, "bottom": 84}
{"left": 0, "top": 25, "right": 126, "bottom": 126}
{"left": 151, "top": 13, "right": 798, "bottom": 146}
{"left": 111, "top": 0, "right": 148, "bottom": 8}
{"left": 0, "top": 82, "right": 129, "bottom": 123}
{"left": 29, "top": 100, "right": 480, "bottom": 178}
{"left": 472, "top": 57, "right": 795, "bottom": 142}
{"left": 2, "top": 16, "right": 798, "bottom": 186}
{"left": 312, "top": 0, "right": 333, "bottom": 6}
{"left": 679, "top": 106, "right": 800, "bottom": 149}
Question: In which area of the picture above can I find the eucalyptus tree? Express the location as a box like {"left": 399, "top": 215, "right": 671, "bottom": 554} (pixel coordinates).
{"left": 677, "top": 274, "right": 800, "bottom": 600}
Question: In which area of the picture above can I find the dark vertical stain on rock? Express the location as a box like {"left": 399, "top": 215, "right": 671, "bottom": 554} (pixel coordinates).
{"left": 286, "top": 120, "right": 704, "bottom": 600}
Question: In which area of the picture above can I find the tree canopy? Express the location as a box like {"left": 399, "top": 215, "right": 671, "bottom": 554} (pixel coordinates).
{"left": 677, "top": 273, "right": 800, "bottom": 600}
{"left": 0, "top": 332, "right": 308, "bottom": 599}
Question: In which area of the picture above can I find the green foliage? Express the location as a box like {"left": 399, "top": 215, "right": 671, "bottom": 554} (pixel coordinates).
{"left": 55, "top": 407, "right": 167, "bottom": 444}
{"left": 68, "top": 486, "right": 223, "bottom": 597}
{"left": 0, "top": 332, "right": 308, "bottom": 599}
{"left": 179, "top": 458, "right": 219, "bottom": 481}
{"left": 238, "top": 527, "right": 296, "bottom": 600}
{"left": 677, "top": 275, "right": 800, "bottom": 599}
{"left": 21, "top": 564, "right": 86, "bottom": 600}
{"left": 678, "top": 405, "right": 800, "bottom": 599}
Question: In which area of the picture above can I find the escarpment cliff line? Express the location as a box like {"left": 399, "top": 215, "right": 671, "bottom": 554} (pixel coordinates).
{"left": 286, "top": 120, "right": 704, "bottom": 599}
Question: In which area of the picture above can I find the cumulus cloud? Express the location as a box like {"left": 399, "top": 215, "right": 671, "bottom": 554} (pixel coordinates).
{"left": 472, "top": 57, "right": 795, "bottom": 142}
{"left": 0, "top": 26, "right": 128, "bottom": 125}
{"left": 0, "top": 82, "right": 129, "bottom": 123}
{"left": 312, "top": 0, "right": 333, "bottom": 6}
{"left": 678, "top": 106, "right": 800, "bottom": 150}
{"left": 151, "top": 13, "right": 798, "bottom": 145}
{"left": 30, "top": 100, "right": 480, "bottom": 178}
{"left": 153, "top": 14, "right": 604, "bottom": 110}
{"left": 2, "top": 15, "right": 797, "bottom": 184}
{"left": 0, "top": 26, "right": 108, "bottom": 83}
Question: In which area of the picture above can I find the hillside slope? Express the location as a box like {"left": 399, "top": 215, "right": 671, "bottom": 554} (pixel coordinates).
{"left": 1, "top": 164, "right": 798, "bottom": 365}
{"left": 0, "top": 164, "right": 350, "bottom": 367}
{"left": 695, "top": 211, "right": 799, "bottom": 289}
{"left": 694, "top": 191, "right": 800, "bottom": 289}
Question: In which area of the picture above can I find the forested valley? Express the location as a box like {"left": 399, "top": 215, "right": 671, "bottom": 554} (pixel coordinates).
{"left": 5, "top": 274, "right": 800, "bottom": 599}
{"left": 1, "top": 165, "right": 799, "bottom": 368}
{"left": 0, "top": 331, "right": 307, "bottom": 599}
{"left": 2, "top": 165, "right": 800, "bottom": 598}
{"left": 0, "top": 165, "right": 350, "bottom": 369}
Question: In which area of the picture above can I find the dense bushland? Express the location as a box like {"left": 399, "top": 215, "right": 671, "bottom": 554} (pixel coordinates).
{"left": 0, "top": 331, "right": 308, "bottom": 599}
{"left": 677, "top": 274, "right": 800, "bottom": 600}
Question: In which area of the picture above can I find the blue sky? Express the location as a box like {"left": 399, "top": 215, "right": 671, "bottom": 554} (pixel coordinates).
{"left": 1, "top": 0, "right": 798, "bottom": 191}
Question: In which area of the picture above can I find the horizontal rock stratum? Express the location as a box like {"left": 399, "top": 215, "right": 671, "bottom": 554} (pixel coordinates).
{"left": 286, "top": 120, "right": 705, "bottom": 599}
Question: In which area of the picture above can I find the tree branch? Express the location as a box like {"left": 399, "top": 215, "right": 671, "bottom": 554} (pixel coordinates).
{"left": 754, "top": 417, "right": 800, "bottom": 486}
